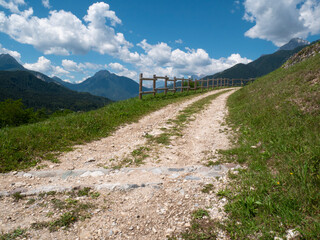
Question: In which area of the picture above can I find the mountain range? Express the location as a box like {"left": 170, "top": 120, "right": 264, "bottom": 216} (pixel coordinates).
{"left": 55, "top": 70, "right": 149, "bottom": 101}
{"left": 203, "top": 38, "right": 310, "bottom": 80}
{"left": 0, "top": 54, "right": 112, "bottom": 111}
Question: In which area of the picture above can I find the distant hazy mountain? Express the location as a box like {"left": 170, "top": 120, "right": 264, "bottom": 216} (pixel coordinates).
{"left": 203, "top": 41, "right": 308, "bottom": 80}
{"left": 279, "top": 38, "right": 310, "bottom": 51}
{"left": 58, "top": 70, "right": 149, "bottom": 101}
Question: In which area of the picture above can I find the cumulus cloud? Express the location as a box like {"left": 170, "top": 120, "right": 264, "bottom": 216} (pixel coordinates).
{"left": 0, "top": 43, "right": 21, "bottom": 61}
{"left": 109, "top": 62, "right": 137, "bottom": 79}
{"left": 135, "top": 40, "right": 251, "bottom": 78}
{"left": 42, "top": 0, "right": 50, "bottom": 9}
{"left": 24, "top": 56, "right": 69, "bottom": 75}
{"left": 0, "top": 2, "right": 133, "bottom": 57}
{"left": 0, "top": 0, "right": 25, "bottom": 13}
{"left": 62, "top": 59, "right": 107, "bottom": 73}
{"left": 243, "top": 0, "right": 320, "bottom": 46}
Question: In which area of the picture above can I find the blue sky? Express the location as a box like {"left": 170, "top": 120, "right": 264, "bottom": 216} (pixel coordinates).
{"left": 0, "top": 0, "right": 320, "bottom": 83}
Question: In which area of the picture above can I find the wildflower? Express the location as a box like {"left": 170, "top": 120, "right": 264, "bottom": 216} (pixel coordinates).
{"left": 277, "top": 181, "right": 280, "bottom": 185}
{"left": 290, "top": 172, "right": 293, "bottom": 175}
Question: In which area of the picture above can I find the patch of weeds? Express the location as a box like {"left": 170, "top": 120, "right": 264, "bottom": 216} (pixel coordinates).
{"left": 154, "top": 133, "right": 171, "bottom": 145}
{"left": 51, "top": 198, "right": 66, "bottom": 209}
{"left": 46, "top": 191, "right": 56, "bottom": 196}
{"left": 227, "top": 171, "right": 238, "bottom": 180}
{"left": 38, "top": 192, "right": 46, "bottom": 198}
{"left": 12, "top": 192, "right": 24, "bottom": 202}
{"left": 192, "top": 209, "right": 210, "bottom": 219}
{"left": 26, "top": 198, "right": 36, "bottom": 205}
{"left": 36, "top": 164, "right": 48, "bottom": 170}
{"left": 77, "top": 187, "right": 91, "bottom": 197}
{"left": 48, "top": 211, "right": 78, "bottom": 231}
{"left": 170, "top": 210, "right": 223, "bottom": 240}
{"left": 0, "top": 227, "right": 28, "bottom": 240}
{"left": 216, "top": 189, "right": 232, "bottom": 199}
{"left": 31, "top": 196, "right": 95, "bottom": 232}
{"left": 201, "top": 184, "right": 214, "bottom": 194}
{"left": 206, "top": 160, "right": 222, "bottom": 167}
{"left": 46, "top": 212, "right": 54, "bottom": 217}
{"left": 90, "top": 192, "right": 100, "bottom": 199}
{"left": 131, "top": 146, "right": 150, "bottom": 163}
{"left": 112, "top": 165, "right": 122, "bottom": 170}
{"left": 31, "top": 222, "right": 49, "bottom": 230}
{"left": 65, "top": 198, "right": 78, "bottom": 206}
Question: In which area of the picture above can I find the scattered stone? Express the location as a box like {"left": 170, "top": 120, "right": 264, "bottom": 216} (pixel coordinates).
{"left": 23, "top": 173, "right": 33, "bottom": 178}
{"left": 286, "top": 229, "right": 301, "bottom": 239}
{"left": 185, "top": 175, "right": 201, "bottom": 181}
{"left": 85, "top": 157, "right": 96, "bottom": 163}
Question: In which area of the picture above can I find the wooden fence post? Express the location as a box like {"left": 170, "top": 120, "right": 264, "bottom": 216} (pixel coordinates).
{"left": 139, "top": 73, "right": 143, "bottom": 99}
{"left": 164, "top": 75, "right": 168, "bottom": 95}
{"left": 153, "top": 74, "right": 156, "bottom": 97}
{"left": 174, "top": 77, "right": 177, "bottom": 93}
{"left": 187, "top": 78, "right": 190, "bottom": 92}
{"left": 181, "top": 78, "right": 184, "bottom": 93}
{"left": 212, "top": 79, "right": 214, "bottom": 89}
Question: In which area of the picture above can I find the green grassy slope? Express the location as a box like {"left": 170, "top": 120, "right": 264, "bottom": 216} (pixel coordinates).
{"left": 223, "top": 50, "right": 320, "bottom": 238}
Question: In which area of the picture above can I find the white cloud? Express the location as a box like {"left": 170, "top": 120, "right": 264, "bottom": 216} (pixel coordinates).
{"left": 0, "top": 2, "right": 133, "bottom": 57}
{"left": 42, "top": 0, "right": 50, "bottom": 9}
{"left": 24, "top": 56, "right": 69, "bottom": 75}
{"left": 62, "top": 59, "right": 107, "bottom": 73}
{"left": 0, "top": 43, "right": 21, "bottom": 61}
{"left": 109, "top": 62, "right": 137, "bottom": 79}
{"left": 134, "top": 40, "right": 251, "bottom": 78}
{"left": 175, "top": 39, "right": 183, "bottom": 44}
{"left": 0, "top": 0, "right": 25, "bottom": 13}
{"left": 243, "top": 0, "right": 320, "bottom": 46}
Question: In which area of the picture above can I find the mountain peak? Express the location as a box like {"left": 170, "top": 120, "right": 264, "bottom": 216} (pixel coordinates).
{"left": 279, "top": 38, "right": 310, "bottom": 51}
{"left": 94, "top": 70, "right": 111, "bottom": 77}
{"left": 0, "top": 53, "right": 25, "bottom": 71}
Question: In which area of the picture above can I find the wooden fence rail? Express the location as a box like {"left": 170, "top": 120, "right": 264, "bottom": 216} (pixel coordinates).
{"left": 139, "top": 73, "right": 255, "bottom": 99}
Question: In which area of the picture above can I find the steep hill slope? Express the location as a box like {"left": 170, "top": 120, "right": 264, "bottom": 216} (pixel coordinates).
{"left": 0, "top": 71, "right": 112, "bottom": 111}
{"left": 204, "top": 46, "right": 305, "bottom": 79}
{"left": 224, "top": 41, "right": 320, "bottom": 238}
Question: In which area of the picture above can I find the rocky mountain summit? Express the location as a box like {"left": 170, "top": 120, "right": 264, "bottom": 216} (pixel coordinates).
{"left": 279, "top": 38, "right": 310, "bottom": 51}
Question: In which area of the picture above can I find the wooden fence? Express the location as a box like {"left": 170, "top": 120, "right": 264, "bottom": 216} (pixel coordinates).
{"left": 139, "top": 73, "right": 254, "bottom": 99}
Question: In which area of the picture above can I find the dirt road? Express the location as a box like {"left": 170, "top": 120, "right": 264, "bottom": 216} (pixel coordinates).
{"left": 0, "top": 89, "right": 240, "bottom": 239}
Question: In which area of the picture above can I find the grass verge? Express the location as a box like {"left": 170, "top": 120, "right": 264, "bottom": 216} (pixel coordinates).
{"left": 221, "top": 54, "right": 320, "bottom": 238}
